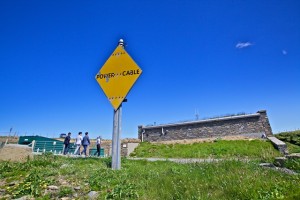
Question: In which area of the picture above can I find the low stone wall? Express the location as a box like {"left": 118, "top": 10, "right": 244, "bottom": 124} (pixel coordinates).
{"left": 99, "top": 139, "right": 140, "bottom": 157}
{"left": 268, "top": 137, "right": 288, "bottom": 155}
{"left": 138, "top": 110, "right": 273, "bottom": 142}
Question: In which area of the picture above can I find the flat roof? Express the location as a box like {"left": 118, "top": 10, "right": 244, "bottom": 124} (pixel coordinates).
{"left": 142, "top": 113, "right": 260, "bottom": 129}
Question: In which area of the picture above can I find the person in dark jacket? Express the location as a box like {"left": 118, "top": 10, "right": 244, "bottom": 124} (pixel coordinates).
{"left": 63, "top": 132, "right": 72, "bottom": 155}
{"left": 81, "top": 132, "right": 90, "bottom": 156}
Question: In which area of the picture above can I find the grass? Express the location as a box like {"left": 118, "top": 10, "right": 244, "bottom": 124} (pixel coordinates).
{"left": 284, "top": 159, "right": 300, "bottom": 173}
{"left": 0, "top": 154, "right": 300, "bottom": 199}
{"left": 130, "top": 139, "right": 281, "bottom": 162}
{"left": 0, "top": 139, "right": 299, "bottom": 199}
{"left": 286, "top": 142, "right": 300, "bottom": 154}
{"left": 275, "top": 130, "right": 300, "bottom": 146}
{"left": 274, "top": 130, "right": 300, "bottom": 154}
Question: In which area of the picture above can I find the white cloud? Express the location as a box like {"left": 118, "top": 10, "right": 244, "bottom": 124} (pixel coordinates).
{"left": 282, "top": 50, "right": 287, "bottom": 55}
{"left": 235, "top": 42, "right": 253, "bottom": 49}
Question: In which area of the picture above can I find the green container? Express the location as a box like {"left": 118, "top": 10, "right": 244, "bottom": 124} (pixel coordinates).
{"left": 19, "top": 136, "right": 105, "bottom": 156}
{"left": 19, "top": 136, "right": 64, "bottom": 153}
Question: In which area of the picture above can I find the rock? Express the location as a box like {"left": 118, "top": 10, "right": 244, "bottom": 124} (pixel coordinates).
{"left": 267, "top": 137, "right": 288, "bottom": 155}
{"left": 59, "top": 179, "right": 68, "bottom": 185}
{"left": 60, "top": 197, "right": 70, "bottom": 200}
{"left": 88, "top": 191, "right": 98, "bottom": 199}
{"left": 259, "top": 163, "right": 275, "bottom": 168}
{"left": 47, "top": 185, "right": 59, "bottom": 190}
{"left": 74, "top": 186, "right": 81, "bottom": 190}
{"left": 13, "top": 195, "right": 31, "bottom": 200}
{"left": 286, "top": 153, "right": 300, "bottom": 159}
{"left": 274, "top": 157, "right": 286, "bottom": 167}
{"left": 277, "top": 167, "right": 298, "bottom": 175}
{"left": 8, "top": 181, "right": 18, "bottom": 186}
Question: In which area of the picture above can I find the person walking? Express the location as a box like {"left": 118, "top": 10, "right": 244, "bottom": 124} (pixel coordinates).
{"left": 63, "top": 132, "right": 71, "bottom": 155}
{"left": 81, "top": 132, "right": 90, "bottom": 157}
{"left": 74, "top": 132, "right": 83, "bottom": 155}
{"left": 94, "top": 136, "right": 101, "bottom": 157}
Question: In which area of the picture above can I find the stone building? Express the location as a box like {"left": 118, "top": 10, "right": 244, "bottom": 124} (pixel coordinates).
{"left": 138, "top": 110, "right": 272, "bottom": 142}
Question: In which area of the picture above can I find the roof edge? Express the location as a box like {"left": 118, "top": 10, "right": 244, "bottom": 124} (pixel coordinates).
{"left": 142, "top": 113, "right": 261, "bottom": 129}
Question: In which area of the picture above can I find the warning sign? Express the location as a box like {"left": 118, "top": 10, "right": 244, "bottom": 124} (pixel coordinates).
{"left": 95, "top": 45, "right": 142, "bottom": 110}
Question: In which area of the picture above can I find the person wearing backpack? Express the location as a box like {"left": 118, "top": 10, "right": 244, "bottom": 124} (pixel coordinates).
{"left": 81, "top": 132, "right": 90, "bottom": 157}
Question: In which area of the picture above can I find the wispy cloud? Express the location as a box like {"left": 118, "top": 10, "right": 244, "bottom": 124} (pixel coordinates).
{"left": 282, "top": 50, "right": 287, "bottom": 55}
{"left": 235, "top": 42, "right": 253, "bottom": 49}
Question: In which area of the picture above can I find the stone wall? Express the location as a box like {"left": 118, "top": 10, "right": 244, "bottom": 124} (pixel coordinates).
{"left": 268, "top": 136, "right": 288, "bottom": 155}
{"left": 99, "top": 139, "right": 140, "bottom": 157}
{"left": 138, "top": 110, "right": 273, "bottom": 142}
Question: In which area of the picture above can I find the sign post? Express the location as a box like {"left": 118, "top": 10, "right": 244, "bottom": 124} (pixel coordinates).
{"left": 112, "top": 105, "right": 122, "bottom": 169}
{"left": 95, "top": 39, "right": 142, "bottom": 170}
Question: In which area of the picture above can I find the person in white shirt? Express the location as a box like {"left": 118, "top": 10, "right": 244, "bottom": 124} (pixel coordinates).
{"left": 94, "top": 136, "right": 101, "bottom": 157}
{"left": 74, "top": 132, "right": 83, "bottom": 155}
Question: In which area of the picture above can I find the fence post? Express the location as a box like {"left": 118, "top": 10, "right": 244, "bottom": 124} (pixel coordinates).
{"left": 32, "top": 140, "right": 36, "bottom": 152}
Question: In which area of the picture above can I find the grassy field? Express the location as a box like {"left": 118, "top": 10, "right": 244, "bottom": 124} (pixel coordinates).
{"left": 1, "top": 139, "right": 300, "bottom": 199}
{"left": 0, "top": 155, "right": 300, "bottom": 200}
{"left": 275, "top": 130, "right": 300, "bottom": 153}
{"left": 130, "top": 139, "right": 282, "bottom": 162}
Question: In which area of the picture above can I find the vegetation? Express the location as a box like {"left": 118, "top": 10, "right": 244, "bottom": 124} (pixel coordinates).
{"left": 286, "top": 142, "right": 300, "bottom": 154}
{"left": 284, "top": 159, "right": 300, "bottom": 173}
{"left": 130, "top": 140, "right": 281, "bottom": 162}
{"left": 0, "top": 154, "right": 300, "bottom": 199}
{"left": 274, "top": 130, "right": 300, "bottom": 173}
{"left": 1, "top": 138, "right": 299, "bottom": 199}
{"left": 275, "top": 130, "right": 300, "bottom": 150}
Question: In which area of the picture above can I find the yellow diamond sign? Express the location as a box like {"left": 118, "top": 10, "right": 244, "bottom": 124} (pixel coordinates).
{"left": 95, "top": 45, "right": 142, "bottom": 110}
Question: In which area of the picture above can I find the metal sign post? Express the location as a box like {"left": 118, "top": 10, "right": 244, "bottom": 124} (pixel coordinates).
{"left": 95, "top": 39, "right": 142, "bottom": 170}
{"left": 112, "top": 104, "right": 122, "bottom": 169}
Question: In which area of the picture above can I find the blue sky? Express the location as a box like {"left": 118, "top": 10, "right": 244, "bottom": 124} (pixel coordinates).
{"left": 1, "top": 0, "right": 299, "bottom": 139}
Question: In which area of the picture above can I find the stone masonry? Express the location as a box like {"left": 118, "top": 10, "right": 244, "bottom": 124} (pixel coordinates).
{"left": 138, "top": 110, "right": 273, "bottom": 142}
